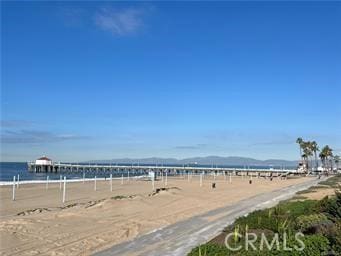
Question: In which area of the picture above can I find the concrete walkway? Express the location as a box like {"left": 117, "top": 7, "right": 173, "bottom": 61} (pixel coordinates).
{"left": 95, "top": 177, "right": 324, "bottom": 256}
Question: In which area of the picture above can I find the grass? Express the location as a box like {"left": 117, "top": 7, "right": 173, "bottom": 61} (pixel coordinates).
{"left": 111, "top": 195, "right": 126, "bottom": 200}
{"left": 110, "top": 195, "right": 135, "bottom": 200}
{"left": 318, "top": 174, "right": 341, "bottom": 188}
{"left": 296, "top": 188, "right": 317, "bottom": 194}
{"left": 294, "top": 174, "right": 341, "bottom": 195}
{"left": 310, "top": 185, "right": 330, "bottom": 189}
{"left": 290, "top": 195, "right": 309, "bottom": 200}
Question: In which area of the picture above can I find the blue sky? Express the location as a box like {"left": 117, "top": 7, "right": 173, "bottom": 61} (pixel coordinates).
{"left": 1, "top": 1, "right": 341, "bottom": 162}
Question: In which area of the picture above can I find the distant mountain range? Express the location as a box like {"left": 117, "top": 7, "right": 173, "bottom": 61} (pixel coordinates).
{"left": 87, "top": 156, "right": 298, "bottom": 167}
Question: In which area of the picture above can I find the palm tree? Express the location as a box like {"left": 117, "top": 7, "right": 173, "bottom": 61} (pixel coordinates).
{"left": 320, "top": 145, "right": 333, "bottom": 173}
{"left": 319, "top": 151, "right": 326, "bottom": 173}
{"left": 326, "top": 146, "right": 333, "bottom": 172}
{"left": 310, "top": 141, "right": 319, "bottom": 172}
{"left": 334, "top": 155, "right": 340, "bottom": 171}
{"left": 296, "top": 137, "right": 304, "bottom": 163}
{"left": 302, "top": 141, "right": 313, "bottom": 173}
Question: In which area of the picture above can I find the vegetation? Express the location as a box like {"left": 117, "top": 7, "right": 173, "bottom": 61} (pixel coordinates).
{"left": 295, "top": 138, "right": 338, "bottom": 174}
{"left": 320, "top": 145, "right": 334, "bottom": 173}
{"left": 296, "top": 137, "right": 304, "bottom": 166}
{"left": 110, "top": 195, "right": 136, "bottom": 200}
{"left": 318, "top": 174, "right": 341, "bottom": 188}
{"left": 188, "top": 182, "right": 341, "bottom": 255}
{"left": 310, "top": 141, "right": 319, "bottom": 172}
{"left": 188, "top": 142, "right": 340, "bottom": 256}
{"left": 295, "top": 175, "right": 341, "bottom": 196}
{"left": 335, "top": 156, "right": 341, "bottom": 171}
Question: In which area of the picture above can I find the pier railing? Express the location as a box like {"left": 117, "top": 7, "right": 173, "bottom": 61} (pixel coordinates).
{"left": 27, "top": 162, "right": 297, "bottom": 175}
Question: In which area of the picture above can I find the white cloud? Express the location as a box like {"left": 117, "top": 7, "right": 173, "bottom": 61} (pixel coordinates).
{"left": 1, "top": 130, "right": 89, "bottom": 144}
{"left": 1, "top": 120, "right": 33, "bottom": 128}
{"left": 94, "top": 7, "right": 146, "bottom": 36}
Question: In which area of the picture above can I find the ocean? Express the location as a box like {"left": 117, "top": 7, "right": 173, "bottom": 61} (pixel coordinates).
{"left": 0, "top": 162, "right": 88, "bottom": 181}
{"left": 0, "top": 162, "right": 142, "bottom": 182}
{"left": 0, "top": 162, "right": 295, "bottom": 182}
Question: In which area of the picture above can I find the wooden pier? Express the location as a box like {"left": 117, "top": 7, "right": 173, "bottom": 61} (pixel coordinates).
{"left": 27, "top": 162, "right": 298, "bottom": 177}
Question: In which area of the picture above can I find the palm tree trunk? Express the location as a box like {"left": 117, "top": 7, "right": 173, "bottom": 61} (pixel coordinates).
{"left": 299, "top": 147, "right": 302, "bottom": 164}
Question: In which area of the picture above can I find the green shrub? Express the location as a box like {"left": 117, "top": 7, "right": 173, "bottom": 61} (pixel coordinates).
{"left": 278, "top": 200, "right": 318, "bottom": 217}
{"left": 188, "top": 188, "right": 340, "bottom": 256}
{"left": 188, "top": 235, "right": 330, "bottom": 256}
{"left": 296, "top": 214, "right": 328, "bottom": 231}
{"left": 317, "top": 189, "right": 341, "bottom": 220}
{"left": 293, "top": 234, "right": 330, "bottom": 256}
{"left": 235, "top": 209, "right": 278, "bottom": 232}
{"left": 188, "top": 244, "right": 230, "bottom": 256}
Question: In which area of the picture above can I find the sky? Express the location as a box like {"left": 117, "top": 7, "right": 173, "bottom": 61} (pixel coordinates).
{"left": 1, "top": 1, "right": 341, "bottom": 162}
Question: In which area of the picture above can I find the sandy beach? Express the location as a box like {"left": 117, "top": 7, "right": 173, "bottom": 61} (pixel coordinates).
{"left": 0, "top": 175, "right": 314, "bottom": 256}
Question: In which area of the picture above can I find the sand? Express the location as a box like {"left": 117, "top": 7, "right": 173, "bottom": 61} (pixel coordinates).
{"left": 303, "top": 188, "right": 336, "bottom": 200}
{"left": 0, "top": 175, "right": 313, "bottom": 256}
{"left": 296, "top": 186, "right": 338, "bottom": 200}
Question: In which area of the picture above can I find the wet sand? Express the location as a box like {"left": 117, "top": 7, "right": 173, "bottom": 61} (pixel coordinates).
{"left": 0, "top": 175, "right": 313, "bottom": 256}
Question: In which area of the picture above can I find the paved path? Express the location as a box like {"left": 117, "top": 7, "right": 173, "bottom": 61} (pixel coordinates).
{"left": 95, "top": 177, "right": 325, "bottom": 256}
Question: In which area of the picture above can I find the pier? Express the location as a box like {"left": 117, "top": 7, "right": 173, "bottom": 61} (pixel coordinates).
{"left": 27, "top": 162, "right": 298, "bottom": 177}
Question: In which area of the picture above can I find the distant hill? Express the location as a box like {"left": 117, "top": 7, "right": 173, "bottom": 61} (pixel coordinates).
{"left": 86, "top": 156, "right": 298, "bottom": 167}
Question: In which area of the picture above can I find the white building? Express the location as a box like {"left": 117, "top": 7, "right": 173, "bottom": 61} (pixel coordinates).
{"left": 35, "top": 156, "right": 52, "bottom": 166}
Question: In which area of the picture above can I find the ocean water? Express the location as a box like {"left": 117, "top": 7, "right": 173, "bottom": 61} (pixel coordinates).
{"left": 0, "top": 162, "right": 144, "bottom": 182}
{"left": 0, "top": 162, "right": 294, "bottom": 182}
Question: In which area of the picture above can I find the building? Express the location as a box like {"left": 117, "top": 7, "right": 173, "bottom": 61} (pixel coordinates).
{"left": 35, "top": 156, "right": 52, "bottom": 166}
{"left": 33, "top": 156, "right": 53, "bottom": 172}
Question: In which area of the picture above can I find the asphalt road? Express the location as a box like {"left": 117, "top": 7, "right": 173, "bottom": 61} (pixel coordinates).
{"left": 95, "top": 177, "right": 325, "bottom": 256}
